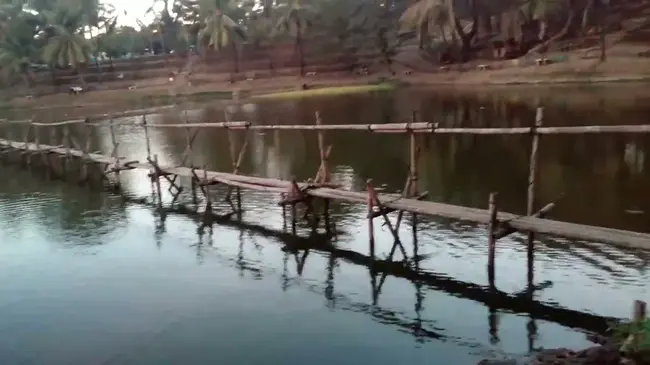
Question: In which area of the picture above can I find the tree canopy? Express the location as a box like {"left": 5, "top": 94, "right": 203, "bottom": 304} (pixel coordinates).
{"left": 0, "top": 0, "right": 613, "bottom": 87}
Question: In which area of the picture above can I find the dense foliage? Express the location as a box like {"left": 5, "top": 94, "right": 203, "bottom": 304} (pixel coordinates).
{"left": 0, "top": 0, "right": 611, "bottom": 87}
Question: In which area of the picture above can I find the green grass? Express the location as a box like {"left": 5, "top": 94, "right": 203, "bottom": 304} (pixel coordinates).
{"left": 129, "top": 90, "right": 233, "bottom": 107}
{"left": 254, "top": 82, "right": 399, "bottom": 100}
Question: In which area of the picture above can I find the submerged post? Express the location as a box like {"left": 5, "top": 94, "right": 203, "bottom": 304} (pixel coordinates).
{"left": 153, "top": 154, "right": 163, "bottom": 211}
{"left": 367, "top": 179, "right": 376, "bottom": 259}
{"left": 203, "top": 167, "right": 212, "bottom": 221}
{"left": 109, "top": 117, "right": 120, "bottom": 188}
{"left": 487, "top": 192, "right": 498, "bottom": 288}
{"left": 527, "top": 107, "right": 543, "bottom": 285}
{"left": 63, "top": 124, "right": 71, "bottom": 174}
{"left": 80, "top": 121, "right": 92, "bottom": 184}
{"left": 142, "top": 114, "right": 151, "bottom": 159}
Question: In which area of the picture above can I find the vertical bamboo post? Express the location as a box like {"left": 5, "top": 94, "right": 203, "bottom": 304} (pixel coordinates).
{"left": 47, "top": 126, "right": 59, "bottom": 177}
{"left": 182, "top": 115, "right": 198, "bottom": 205}
{"left": 527, "top": 107, "right": 543, "bottom": 286}
{"left": 153, "top": 154, "right": 163, "bottom": 211}
{"left": 23, "top": 122, "right": 32, "bottom": 167}
{"left": 226, "top": 126, "right": 247, "bottom": 217}
{"left": 395, "top": 111, "right": 419, "bottom": 232}
{"left": 142, "top": 114, "right": 151, "bottom": 159}
{"left": 487, "top": 192, "right": 498, "bottom": 288}
{"left": 203, "top": 167, "right": 212, "bottom": 218}
{"left": 408, "top": 116, "right": 419, "bottom": 232}
{"left": 142, "top": 114, "right": 154, "bottom": 192}
{"left": 291, "top": 202, "right": 297, "bottom": 235}
{"left": 367, "top": 179, "right": 376, "bottom": 259}
{"left": 409, "top": 113, "right": 419, "bottom": 198}
{"left": 81, "top": 122, "right": 92, "bottom": 184}
{"left": 63, "top": 124, "right": 71, "bottom": 175}
{"left": 34, "top": 124, "right": 45, "bottom": 169}
{"left": 109, "top": 118, "right": 119, "bottom": 187}
{"left": 191, "top": 170, "right": 198, "bottom": 206}
{"left": 315, "top": 111, "right": 331, "bottom": 230}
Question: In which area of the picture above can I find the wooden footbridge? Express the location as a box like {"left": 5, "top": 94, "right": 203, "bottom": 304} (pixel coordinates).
{"left": 1, "top": 107, "right": 650, "bottom": 288}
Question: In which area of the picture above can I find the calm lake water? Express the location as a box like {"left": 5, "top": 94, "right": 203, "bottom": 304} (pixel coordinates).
{"left": 1, "top": 85, "right": 649, "bottom": 365}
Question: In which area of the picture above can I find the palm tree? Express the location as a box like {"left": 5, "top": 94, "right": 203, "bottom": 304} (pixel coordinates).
{"left": 40, "top": 3, "right": 92, "bottom": 84}
{"left": 275, "top": 0, "right": 313, "bottom": 77}
{"left": 0, "top": 14, "right": 39, "bottom": 87}
{"left": 198, "top": 4, "right": 246, "bottom": 81}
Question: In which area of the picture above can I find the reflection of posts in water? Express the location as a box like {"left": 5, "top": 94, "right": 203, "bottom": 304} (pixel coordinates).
{"left": 488, "top": 305, "right": 500, "bottom": 344}
{"left": 412, "top": 215, "right": 425, "bottom": 343}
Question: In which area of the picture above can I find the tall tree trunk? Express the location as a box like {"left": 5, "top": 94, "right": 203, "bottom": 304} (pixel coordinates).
{"left": 263, "top": 0, "right": 273, "bottom": 18}
{"left": 582, "top": 0, "right": 595, "bottom": 32}
{"left": 231, "top": 41, "right": 239, "bottom": 81}
{"left": 599, "top": 1, "right": 607, "bottom": 61}
{"left": 527, "top": 0, "right": 575, "bottom": 55}
{"left": 94, "top": 56, "right": 102, "bottom": 83}
{"left": 76, "top": 67, "right": 87, "bottom": 86}
{"left": 448, "top": 0, "right": 478, "bottom": 62}
{"left": 418, "top": 21, "right": 428, "bottom": 49}
{"left": 296, "top": 25, "right": 304, "bottom": 77}
{"left": 20, "top": 71, "right": 31, "bottom": 89}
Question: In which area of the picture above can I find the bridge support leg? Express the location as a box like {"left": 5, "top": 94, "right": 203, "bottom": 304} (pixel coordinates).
{"left": 225, "top": 127, "right": 250, "bottom": 218}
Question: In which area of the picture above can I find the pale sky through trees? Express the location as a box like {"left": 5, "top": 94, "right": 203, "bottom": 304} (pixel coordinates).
{"left": 106, "top": 0, "right": 157, "bottom": 27}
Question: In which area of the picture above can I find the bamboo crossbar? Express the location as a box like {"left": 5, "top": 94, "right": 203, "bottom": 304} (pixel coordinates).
{"left": 102, "top": 121, "right": 650, "bottom": 134}
{"left": 105, "top": 121, "right": 650, "bottom": 135}
{"left": 1, "top": 137, "right": 649, "bottom": 249}
{"left": 4, "top": 113, "right": 650, "bottom": 134}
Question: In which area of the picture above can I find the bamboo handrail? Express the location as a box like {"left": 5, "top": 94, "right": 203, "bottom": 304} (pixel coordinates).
{"left": 5, "top": 113, "right": 650, "bottom": 134}
{"left": 127, "top": 122, "right": 650, "bottom": 134}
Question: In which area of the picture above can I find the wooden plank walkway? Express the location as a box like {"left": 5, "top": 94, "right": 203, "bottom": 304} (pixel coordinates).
{"left": 2, "top": 137, "right": 649, "bottom": 249}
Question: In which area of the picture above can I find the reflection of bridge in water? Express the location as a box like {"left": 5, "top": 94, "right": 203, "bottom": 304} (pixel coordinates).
{"left": 138, "top": 194, "right": 614, "bottom": 353}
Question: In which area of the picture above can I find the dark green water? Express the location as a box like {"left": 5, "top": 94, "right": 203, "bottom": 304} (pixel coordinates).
{"left": 1, "top": 85, "right": 649, "bottom": 365}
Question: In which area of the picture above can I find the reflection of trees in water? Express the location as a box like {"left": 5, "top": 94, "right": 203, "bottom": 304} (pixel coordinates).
{"left": 0, "top": 168, "right": 128, "bottom": 246}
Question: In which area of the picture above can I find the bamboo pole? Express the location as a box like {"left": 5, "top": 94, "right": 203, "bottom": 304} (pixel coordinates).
{"left": 142, "top": 114, "right": 151, "bottom": 159}
{"left": 488, "top": 192, "right": 498, "bottom": 288}
{"left": 108, "top": 117, "right": 120, "bottom": 188}
{"left": 63, "top": 124, "right": 71, "bottom": 174}
{"left": 367, "top": 179, "right": 376, "bottom": 260}
{"left": 23, "top": 122, "right": 32, "bottom": 167}
{"left": 315, "top": 111, "right": 331, "bottom": 232}
{"left": 527, "top": 107, "right": 543, "bottom": 286}
{"left": 203, "top": 167, "right": 212, "bottom": 224}
{"left": 153, "top": 154, "right": 163, "bottom": 211}
{"left": 129, "top": 122, "right": 650, "bottom": 135}
{"left": 80, "top": 122, "right": 92, "bottom": 184}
